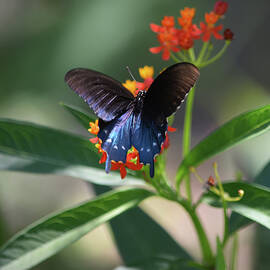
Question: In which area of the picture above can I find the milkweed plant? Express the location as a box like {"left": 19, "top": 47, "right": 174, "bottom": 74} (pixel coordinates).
{"left": 0, "top": 1, "right": 270, "bottom": 270}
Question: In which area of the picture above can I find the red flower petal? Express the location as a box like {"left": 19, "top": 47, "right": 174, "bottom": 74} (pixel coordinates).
{"left": 162, "top": 48, "right": 170, "bottom": 60}
{"left": 213, "top": 32, "right": 224, "bottom": 40}
{"left": 162, "top": 134, "right": 170, "bottom": 149}
{"left": 213, "top": 25, "right": 224, "bottom": 39}
{"left": 168, "top": 126, "right": 177, "bottom": 132}
{"left": 171, "top": 46, "right": 181, "bottom": 52}
{"left": 90, "top": 137, "right": 99, "bottom": 144}
{"left": 191, "top": 24, "right": 202, "bottom": 38}
{"left": 143, "top": 78, "right": 154, "bottom": 89}
{"left": 150, "top": 23, "right": 161, "bottom": 33}
{"left": 149, "top": 46, "right": 163, "bottom": 54}
{"left": 126, "top": 161, "right": 143, "bottom": 171}
{"left": 119, "top": 166, "right": 127, "bottom": 179}
{"left": 200, "top": 22, "right": 207, "bottom": 31}
{"left": 136, "top": 82, "right": 145, "bottom": 90}
{"left": 202, "top": 31, "right": 211, "bottom": 42}
{"left": 111, "top": 162, "right": 121, "bottom": 170}
{"left": 215, "top": 24, "right": 223, "bottom": 31}
{"left": 99, "top": 152, "right": 107, "bottom": 164}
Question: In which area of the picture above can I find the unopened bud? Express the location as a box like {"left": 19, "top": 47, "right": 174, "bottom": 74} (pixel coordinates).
{"left": 207, "top": 176, "right": 215, "bottom": 187}
{"left": 238, "top": 189, "right": 244, "bottom": 197}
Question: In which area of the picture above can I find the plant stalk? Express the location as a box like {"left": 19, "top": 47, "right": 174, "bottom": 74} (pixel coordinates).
{"left": 188, "top": 48, "right": 196, "bottom": 62}
{"left": 196, "top": 42, "right": 209, "bottom": 64}
{"left": 199, "top": 41, "right": 231, "bottom": 68}
{"left": 170, "top": 52, "right": 181, "bottom": 62}
{"left": 181, "top": 85, "right": 196, "bottom": 200}
{"left": 214, "top": 163, "right": 229, "bottom": 246}
{"left": 179, "top": 199, "right": 214, "bottom": 265}
{"left": 230, "top": 233, "right": 238, "bottom": 270}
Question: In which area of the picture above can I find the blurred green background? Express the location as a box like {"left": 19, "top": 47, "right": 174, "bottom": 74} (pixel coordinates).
{"left": 0, "top": 0, "right": 270, "bottom": 269}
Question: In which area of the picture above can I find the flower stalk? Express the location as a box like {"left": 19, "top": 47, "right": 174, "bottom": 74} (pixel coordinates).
{"left": 199, "top": 40, "right": 231, "bottom": 68}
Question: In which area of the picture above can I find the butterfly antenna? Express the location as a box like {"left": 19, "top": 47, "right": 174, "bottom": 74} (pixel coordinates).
{"left": 126, "top": 66, "right": 137, "bottom": 81}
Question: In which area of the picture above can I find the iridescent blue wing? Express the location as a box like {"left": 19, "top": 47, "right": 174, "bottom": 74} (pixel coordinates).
{"left": 65, "top": 68, "right": 134, "bottom": 121}
{"left": 98, "top": 109, "right": 167, "bottom": 177}
{"left": 132, "top": 112, "right": 167, "bottom": 177}
{"left": 143, "top": 62, "right": 200, "bottom": 124}
{"left": 98, "top": 109, "right": 134, "bottom": 172}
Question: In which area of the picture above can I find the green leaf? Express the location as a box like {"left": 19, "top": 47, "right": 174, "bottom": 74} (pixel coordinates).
{"left": 0, "top": 118, "right": 99, "bottom": 168}
{"left": 94, "top": 188, "right": 192, "bottom": 269}
{"left": 255, "top": 160, "right": 270, "bottom": 187}
{"left": 176, "top": 105, "right": 270, "bottom": 184}
{"left": 0, "top": 188, "right": 153, "bottom": 270}
{"left": 202, "top": 182, "right": 270, "bottom": 230}
{"left": 229, "top": 160, "right": 270, "bottom": 234}
{"left": 0, "top": 119, "right": 144, "bottom": 185}
{"left": 93, "top": 186, "right": 194, "bottom": 269}
{"left": 110, "top": 207, "right": 192, "bottom": 265}
{"left": 0, "top": 154, "right": 144, "bottom": 186}
{"left": 215, "top": 237, "right": 226, "bottom": 270}
{"left": 229, "top": 212, "right": 253, "bottom": 235}
{"left": 0, "top": 121, "right": 143, "bottom": 186}
{"left": 60, "top": 102, "right": 97, "bottom": 130}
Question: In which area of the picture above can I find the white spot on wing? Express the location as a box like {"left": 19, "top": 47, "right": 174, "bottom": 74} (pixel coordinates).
{"left": 121, "top": 145, "right": 126, "bottom": 150}
{"left": 104, "top": 130, "right": 108, "bottom": 134}
{"left": 153, "top": 142, "right": 157, "bottom": 146}
{"left": 140, "top": 147, "right": 144, "bottom": 151}
{"left": 158, "top": 133, "right": 161, "bottom": 137}
{"left": 147, "top": 148, "right": 151, "bottom": 152}
{"left": 106, "top": 138, "right": 112, "bottom": 143}
{"left": 113, "top": 145, "right": 118, "bottom": 150}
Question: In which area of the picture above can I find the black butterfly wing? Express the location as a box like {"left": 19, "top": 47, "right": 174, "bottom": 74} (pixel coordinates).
{"left": 65, "top": 68, "right": 134, "bottom": 121}
{"left": 143, "top": 62, "right": 200, "bottom": 124}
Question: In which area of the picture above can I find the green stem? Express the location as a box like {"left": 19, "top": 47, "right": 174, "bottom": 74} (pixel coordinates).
{"left": 199, "top": 41, "right": 231, "bottom": 68}
{"left": 203, "top": 43, "right": 213, "bottom": 61}
{"left": 170, "top": 52, "right": 181, "bottom": 62}
{"left": 181, "top": 85, "right": 196, "bottom": 200}
{"left": 188, "top": 48, "right": 196, "bottom": 62}
{"left": 179, "top": 199, "right": 214, "bottom": 265}
{"left": 221, "top": 196, "right": 229, "bottom": 245}
{"left": 177, "top": 51, "right": 189, "bottom": 62}
{"left": 196, "top": 42, "right": 209, "bottom": 65}
{"left": 214, "top": 163, "right": 229, "bottom": 246}
{"left": 230, "top": 233, "right": 238, "bottom": 270}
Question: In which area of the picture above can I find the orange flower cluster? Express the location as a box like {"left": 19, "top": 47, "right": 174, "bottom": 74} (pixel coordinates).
{"left": 177, "top": 8, "right": 201, "bottom": 50}
{"left": 200, "top": 11, "right": 223, "bottom": 42}
{"left": 150, "top": 1, "right": 232, "bottom": 60}
{"left": 149, "top": 16, "right": 180, "bottom": 61}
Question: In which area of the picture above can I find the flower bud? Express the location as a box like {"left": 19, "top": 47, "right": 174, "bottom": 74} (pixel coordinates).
{"left": 214, "top": 1, "right": 228, "bottom": 16}
{"left": 224, "top": 28, "right": 234, "bottom": 40}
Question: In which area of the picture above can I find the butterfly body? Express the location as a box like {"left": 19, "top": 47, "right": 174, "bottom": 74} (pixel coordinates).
{"left": 65, "top": 63, "right": 199, "bottom": 177}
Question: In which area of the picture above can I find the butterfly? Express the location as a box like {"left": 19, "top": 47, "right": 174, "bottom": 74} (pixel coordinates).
{"left": 65, "top": 62, "right": 199, "bottom": 177}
